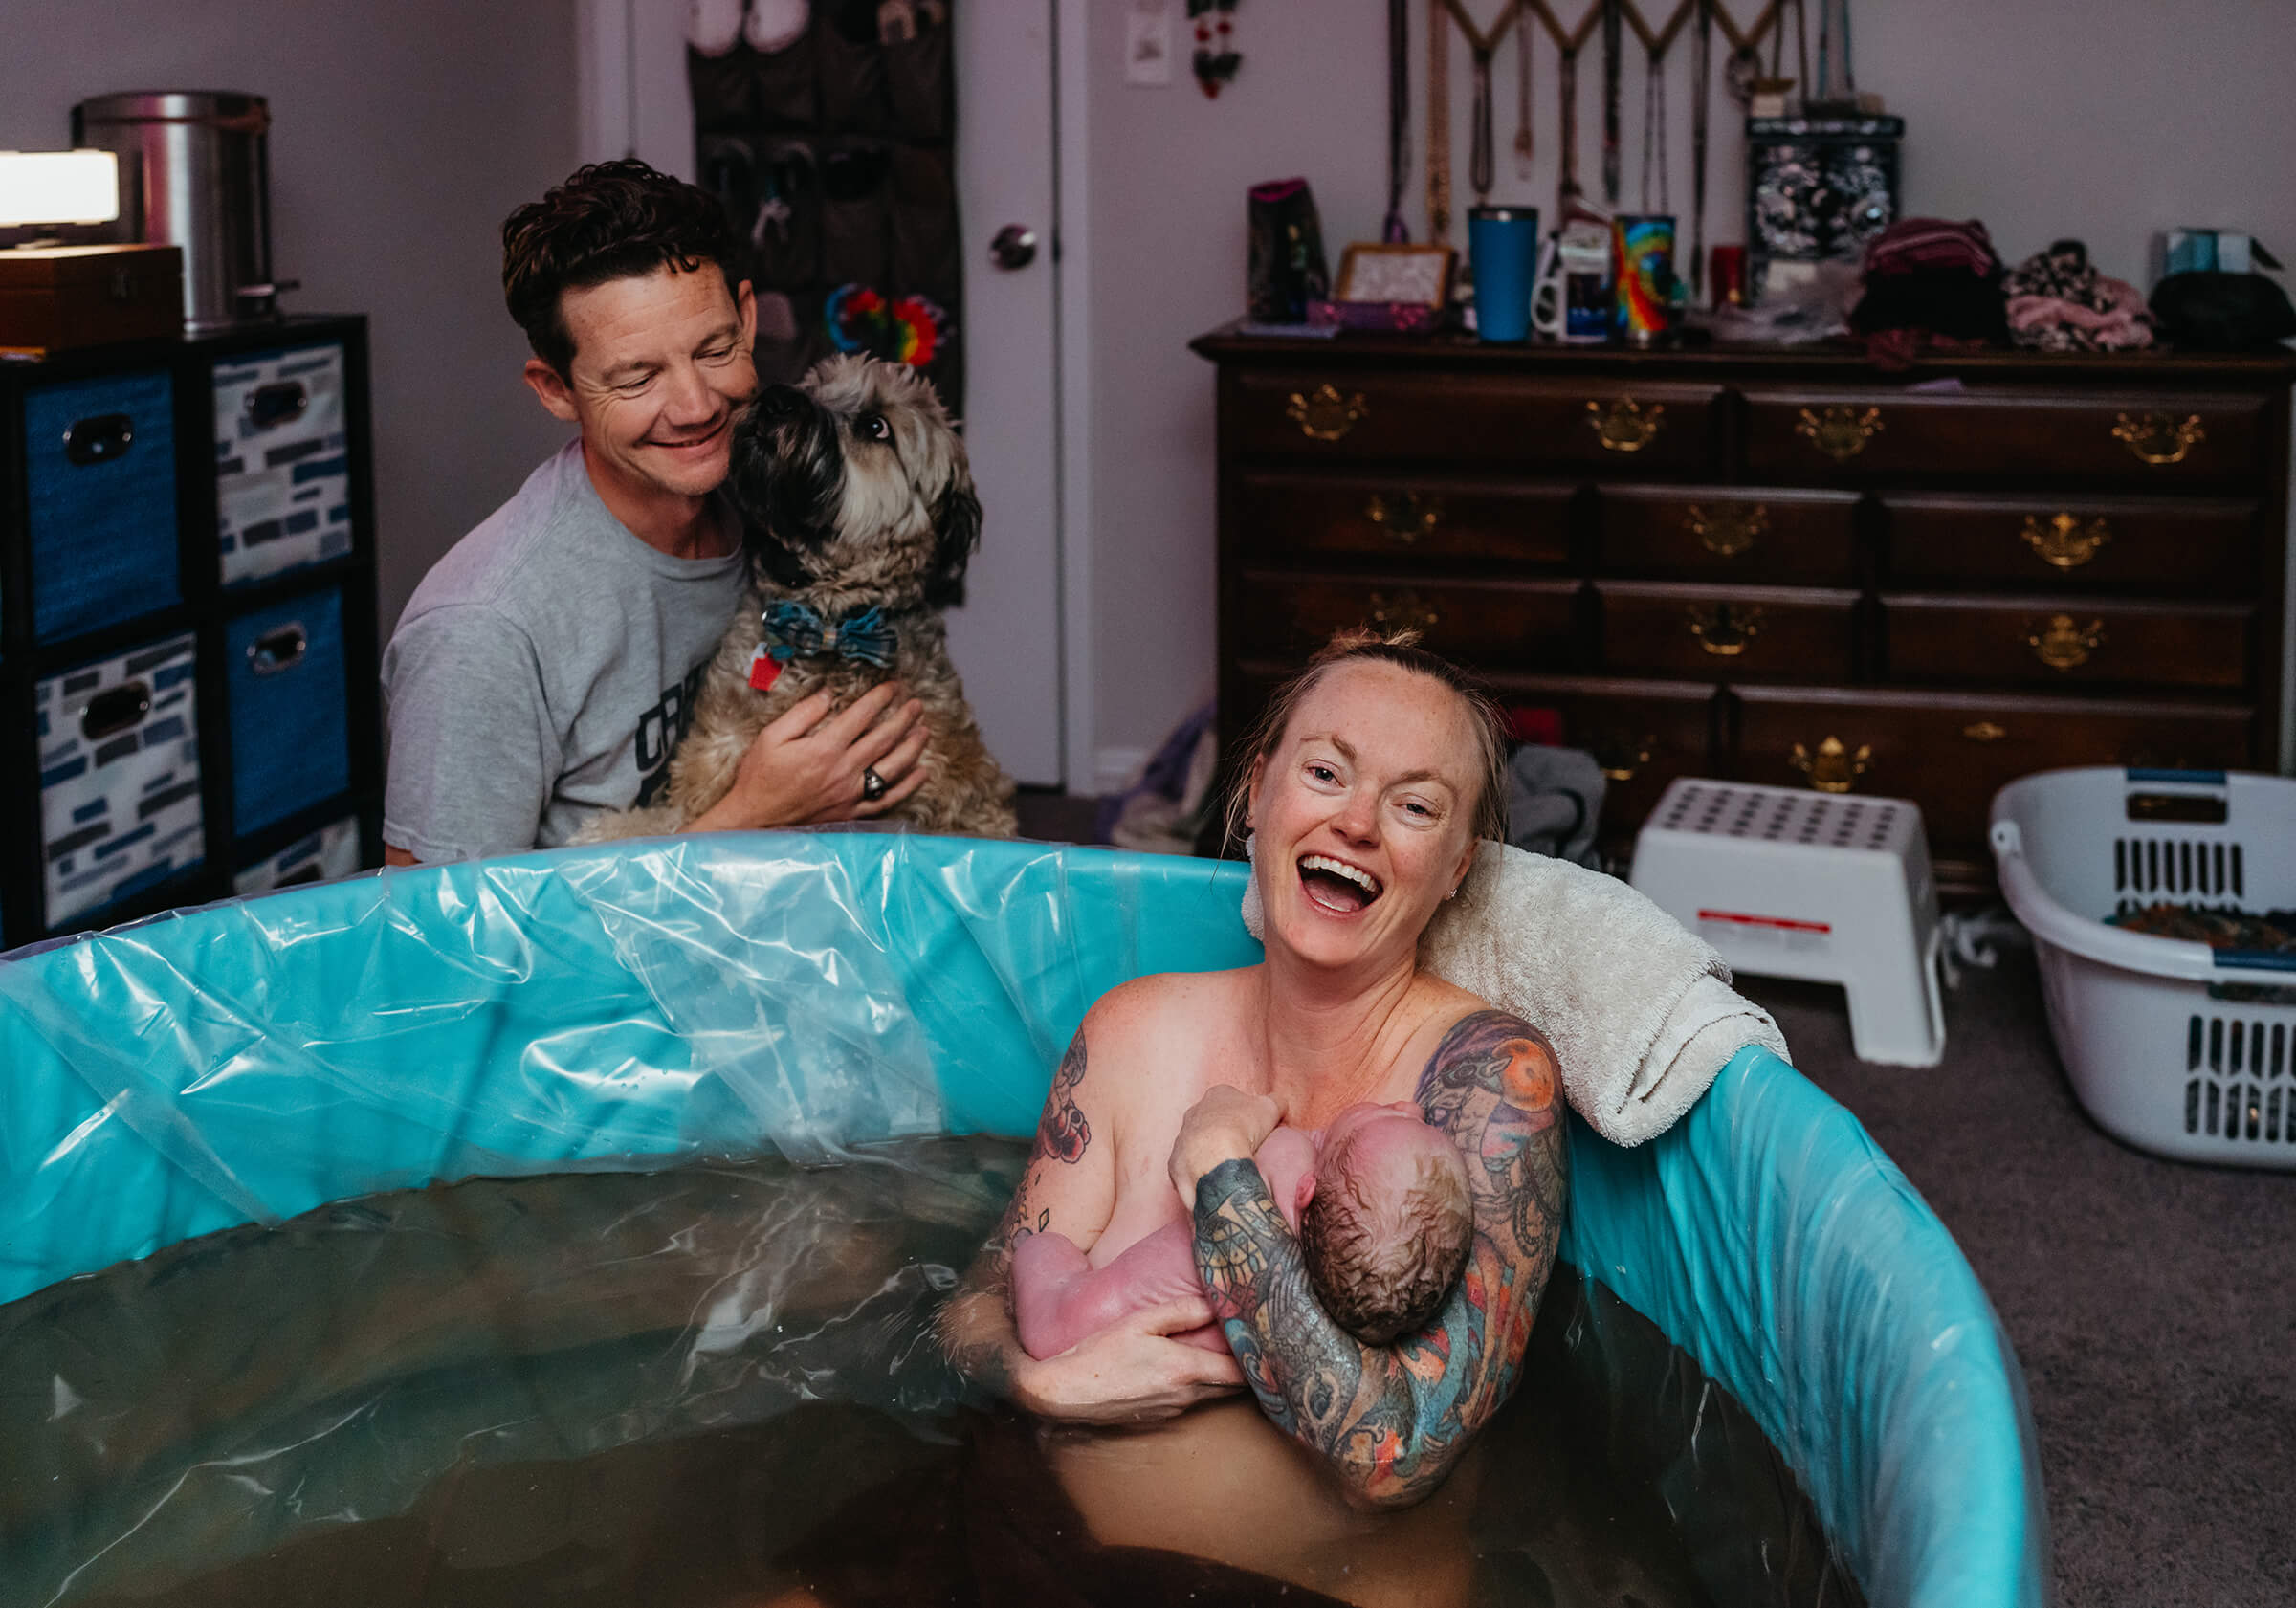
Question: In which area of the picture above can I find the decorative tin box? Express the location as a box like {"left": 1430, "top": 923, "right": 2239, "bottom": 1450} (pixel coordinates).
{"left": 0, "top": 243, "right": 182, "bottom": 358}
{"left": 1746, "top": 114, "right": 1905, "bottom": 303}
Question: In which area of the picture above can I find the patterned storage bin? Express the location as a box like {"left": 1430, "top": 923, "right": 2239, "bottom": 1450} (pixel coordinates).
{"left": 213, "top": 342, "right": 353, "bottom": 586}
{"left": 232, "top": 814, "right": 362, "bottom": 895}
{"left": 225, "top": 586, "right": 350, "bottom": 837}
{"left": 37, "top": 633, "right": 204, "bottom": 927}
{"left": 22, "top": 369, "right": 182, "bottom": 642}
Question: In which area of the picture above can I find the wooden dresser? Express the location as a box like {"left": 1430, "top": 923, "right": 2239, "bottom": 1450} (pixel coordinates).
{"left": 1193, "top": 328, "right": 2294, "bottom": 896}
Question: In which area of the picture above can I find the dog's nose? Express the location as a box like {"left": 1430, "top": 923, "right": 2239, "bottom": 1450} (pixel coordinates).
{"left": 751, "top": 385, "right": 807, "bottom": 421}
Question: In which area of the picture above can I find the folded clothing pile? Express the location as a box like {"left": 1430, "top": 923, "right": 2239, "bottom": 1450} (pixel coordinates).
{"left": 2002, "top": 239, "right": 2152, "bottom": 352}
{"left": 1849, "top": 217, "right": 2008, "bottom": 366}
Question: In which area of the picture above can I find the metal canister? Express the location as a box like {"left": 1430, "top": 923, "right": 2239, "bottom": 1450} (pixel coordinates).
{"left": 72, "top": 92, "right": 278, "bottom": 333}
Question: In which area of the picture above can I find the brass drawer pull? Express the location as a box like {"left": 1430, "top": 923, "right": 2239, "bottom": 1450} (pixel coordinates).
{"left": 2028, "top": 613, "right": 2104, "bottom": 671}
{"left": 1686, "top": 601, "right": 1765, "bottom": 656}
{"left": 1796, "top": 405, "right": 1884, "bottom": 462}
{"left": 1364, "top": 491, "right": 1444, "bottom": 544}
{"left": 1286, "top": 383, "right": 1368, "bottom": 441}
{"left": 1684, "top": 502, "right": 1766, "bottom": 557}
{"left": 1790, "top": 735, "right": 1871, "bottom": 793}
{"left": 1365, "top": 587, "right": 1440, "bottom": 636}
{"left": 2111, "top": 410, "right": 2204, "bottom": 466}
{"left": 1587, "top": 396, "right": 1664, "bottom": 452}
{"left": 1963, "top": 721, "right": 2008, "bottom": 742}
{"left": 1592, "top": 732, "right": 1656, "bottom": 782}
{"left": 2022, "top": 512, "right": 2111, "bottom": 569}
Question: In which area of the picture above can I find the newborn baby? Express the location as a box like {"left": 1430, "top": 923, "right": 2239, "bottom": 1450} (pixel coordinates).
{"left": 1013, "top": 1101, "right": 1474, "bottom": 1357}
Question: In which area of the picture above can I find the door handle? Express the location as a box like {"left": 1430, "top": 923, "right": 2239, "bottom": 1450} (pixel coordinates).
{"left": 989, "top": 224, "right": 1038, "bottom": 270}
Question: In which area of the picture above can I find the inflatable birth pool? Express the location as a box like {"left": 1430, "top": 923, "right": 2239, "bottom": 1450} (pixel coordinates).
{"left": 0, "top": 832, "right": 2047, "bottom": 1604}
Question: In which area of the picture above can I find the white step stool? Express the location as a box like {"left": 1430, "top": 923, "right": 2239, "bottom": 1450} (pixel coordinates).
{"left": 1629, "top": 778, "right": 1947, "bottom": 1067}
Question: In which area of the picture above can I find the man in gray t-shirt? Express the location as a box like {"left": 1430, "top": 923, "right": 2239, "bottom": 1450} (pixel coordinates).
{"left": 382, "top": 161, "right": 924, "bottom": 863}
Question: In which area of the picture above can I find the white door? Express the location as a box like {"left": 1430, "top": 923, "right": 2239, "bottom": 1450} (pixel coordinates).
{"left": 585, "top": 0, "right": 1068, "bottom": 787}
{"left": 946, "top": 0, "right": 1063, "bottom": 784}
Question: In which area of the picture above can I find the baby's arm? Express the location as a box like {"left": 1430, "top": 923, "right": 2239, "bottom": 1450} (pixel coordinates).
{"left": 1013, "top": 1223, "right": 1227, "bottom": 1359}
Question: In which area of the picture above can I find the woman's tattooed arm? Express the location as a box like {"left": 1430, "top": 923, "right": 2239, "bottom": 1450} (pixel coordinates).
{"left": 1191, "top": 1009, "right": 1569, "bottom": 1508}
{"left": 938, "top": 1028, "right": 1096, "bottom": 1392}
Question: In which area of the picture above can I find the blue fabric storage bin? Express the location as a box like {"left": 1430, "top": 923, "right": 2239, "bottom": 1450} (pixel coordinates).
{"left": 225, "top": 586, "right": 350, "bottom": 837}
{"left": 23, "top": 369, "right": 182, "bottom": 643}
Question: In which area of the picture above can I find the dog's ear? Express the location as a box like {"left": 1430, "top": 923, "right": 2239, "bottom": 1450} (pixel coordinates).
{"left": 921, "top": 478, "right": 982, "bottom": 608}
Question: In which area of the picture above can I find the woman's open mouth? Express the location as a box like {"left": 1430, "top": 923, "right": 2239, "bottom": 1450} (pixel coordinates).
{"left": 1297, "top": 853, "right": 1382, "bottom": 915}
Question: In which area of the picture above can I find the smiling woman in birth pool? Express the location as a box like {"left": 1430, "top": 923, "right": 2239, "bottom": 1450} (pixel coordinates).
{"left": 938, "top": 626, "right": 1569, "bottom": 1596}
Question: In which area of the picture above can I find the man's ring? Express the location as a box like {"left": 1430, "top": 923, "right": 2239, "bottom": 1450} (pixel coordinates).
{"left": 861, "top": 766, "right": 889, "bottom": 803}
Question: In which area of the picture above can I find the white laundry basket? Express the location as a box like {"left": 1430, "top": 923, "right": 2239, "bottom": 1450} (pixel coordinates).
{"left": 1990, "top": 767, "right": 2296, "bottom": 1169}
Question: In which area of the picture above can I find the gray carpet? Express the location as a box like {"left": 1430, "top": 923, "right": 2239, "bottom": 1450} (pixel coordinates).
{"left": 1740, "top": 956, "right": 2296, "bottom": 1607}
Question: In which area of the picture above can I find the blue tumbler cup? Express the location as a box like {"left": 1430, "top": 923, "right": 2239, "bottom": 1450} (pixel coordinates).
{"left": 1468, "top": 205, "right": 1540, "bottom": 341}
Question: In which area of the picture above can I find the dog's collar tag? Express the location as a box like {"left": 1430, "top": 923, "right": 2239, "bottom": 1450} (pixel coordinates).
{"left": 747, "top": 642, "right": 784, "bottom": 692}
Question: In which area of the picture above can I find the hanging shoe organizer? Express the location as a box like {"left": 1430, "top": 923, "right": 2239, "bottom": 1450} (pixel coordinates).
{"left": 690, "top": 0, "right": 963, "bottom": 409}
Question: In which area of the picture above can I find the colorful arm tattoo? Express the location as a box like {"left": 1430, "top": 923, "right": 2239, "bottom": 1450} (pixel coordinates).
{"left": 938, "top": 1027, "right": 1093, "bottom": 1391}
{"left": 1191, "top": 1009, "right": 1568, "bottom": 1507}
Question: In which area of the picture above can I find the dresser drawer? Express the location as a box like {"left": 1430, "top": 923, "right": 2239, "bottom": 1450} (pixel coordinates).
{"left": 1233, "top": 570, "right": 1579, "bottom": 668}
{"left": 1231, "top": 470, "right": 1574, "bottom": 569}
{"left": 1882, "top": 594, "right": 2251, "bottom": 692}
{"left": 1741, "top": 385, "right": 2269, "bottom": 489}
{"left": 1600, "top": 581, "right": 1858, "bottom": 682}
{"left": 1595, "top": 484, "right": 1858, "bottom": 584}
{"left": 1483, "top": 672, "right": 1721, "bottom": 843}
{"left": 1881, "top": 492, "right": 2256, "bottom": 595}
{"left": 1225, "top": 370, "right": 1723, "bottom": 474}
{"left": 1733, "top": 686, "right": 2254, "bottom": 855}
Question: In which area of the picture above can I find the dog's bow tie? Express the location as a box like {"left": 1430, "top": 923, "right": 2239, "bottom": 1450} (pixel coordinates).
{"left": 761, "top": 600, "right": 899, "bottom": 668}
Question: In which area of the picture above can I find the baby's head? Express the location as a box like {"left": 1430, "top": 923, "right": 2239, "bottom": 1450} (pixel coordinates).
{"left": 1296, "top": 1102, "right": 1474, "bottom": 1345}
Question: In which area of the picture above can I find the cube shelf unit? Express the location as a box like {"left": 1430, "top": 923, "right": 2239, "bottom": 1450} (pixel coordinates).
{"left": 0, "top": 314, "right": 381, "bottom": 945}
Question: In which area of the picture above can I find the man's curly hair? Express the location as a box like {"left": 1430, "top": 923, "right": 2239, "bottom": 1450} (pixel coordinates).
{"left": 1298, "top": 1141, "right": 1474, "bottom": 1346}
{"left": 502, "top": 159, "right": 739, "bottom": 377}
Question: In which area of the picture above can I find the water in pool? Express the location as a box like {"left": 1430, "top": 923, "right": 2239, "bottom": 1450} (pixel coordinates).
{"left": 0, "top": 1139, "right": 1858, "bottom": 1607}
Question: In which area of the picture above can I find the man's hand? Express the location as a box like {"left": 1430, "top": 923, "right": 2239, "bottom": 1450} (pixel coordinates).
{"left": 692, "top": 682, "right": 929, "bottom": 831}
{"left": 1169, "top": 1085, "right": 1283, "bottom": 1210}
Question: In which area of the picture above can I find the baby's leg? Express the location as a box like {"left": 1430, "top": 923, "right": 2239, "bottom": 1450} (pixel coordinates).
{"left": 1013, "top": 1223, "right": 1225, "bottom": 1359}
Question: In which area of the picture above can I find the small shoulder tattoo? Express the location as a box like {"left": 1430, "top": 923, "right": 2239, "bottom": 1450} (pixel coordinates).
{"left": 1035, "top": 1027, "right": 1092, "bottom": 1164}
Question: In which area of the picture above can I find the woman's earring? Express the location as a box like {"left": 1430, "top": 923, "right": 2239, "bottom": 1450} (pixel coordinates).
{"left": 1243, "top": 830, "right": 1255, "bottom": 861}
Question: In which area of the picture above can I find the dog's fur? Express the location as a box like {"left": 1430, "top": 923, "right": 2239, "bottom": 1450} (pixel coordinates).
{"left": 579, "top": 355, "right": 1017, "bottom": 842}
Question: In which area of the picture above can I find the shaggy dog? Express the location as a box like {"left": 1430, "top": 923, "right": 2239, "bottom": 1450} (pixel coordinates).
{"left": 579, "top": 355, "right": 1017, "bottom": 841}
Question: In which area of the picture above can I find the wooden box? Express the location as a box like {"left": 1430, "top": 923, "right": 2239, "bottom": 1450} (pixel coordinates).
{"left": 0, "top": 244, "right": 182, "bottom": 357}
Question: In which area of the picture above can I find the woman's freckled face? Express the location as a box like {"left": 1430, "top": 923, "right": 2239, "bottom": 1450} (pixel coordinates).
{"left": 1249, "top": 660, "right": 1482, "bottom": 969}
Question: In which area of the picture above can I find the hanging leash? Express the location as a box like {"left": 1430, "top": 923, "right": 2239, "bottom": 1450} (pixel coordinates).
{"left": 1601, "top": 0, "right": 1623, "bottom": 204}
{"left": 1690, "top": 0, "right": 1711, "bottom": 297}
{"left": 1427, "top": 0, "right": 1451, "bottom": 243}
{"left": 1514, "top": 0, "right": 1534, "bottom": 178}
{"left": 1384, "top": 0, "right": 1411, "bottom": 240}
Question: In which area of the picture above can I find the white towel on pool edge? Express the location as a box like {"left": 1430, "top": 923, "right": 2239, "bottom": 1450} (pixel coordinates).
{"left": 1243, "top": 840, "right": 1789, "bottom": 1147}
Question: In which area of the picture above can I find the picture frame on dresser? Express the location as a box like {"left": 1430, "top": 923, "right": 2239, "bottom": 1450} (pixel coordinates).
{"left": 1192, "top": 326, "right": 2294, "bottom": 899}
{"left": 0, "top": 315, "right": 384, "bottom": 947}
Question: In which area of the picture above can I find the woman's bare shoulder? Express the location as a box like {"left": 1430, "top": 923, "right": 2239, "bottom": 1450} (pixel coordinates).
{"left": 1087, "top": 965, "right": 1259, "bottom": 1030}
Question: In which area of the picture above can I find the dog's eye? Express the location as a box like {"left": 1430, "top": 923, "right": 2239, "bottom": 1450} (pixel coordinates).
{"left": 856, "top": 412, "right": 891, "bottom": 443}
